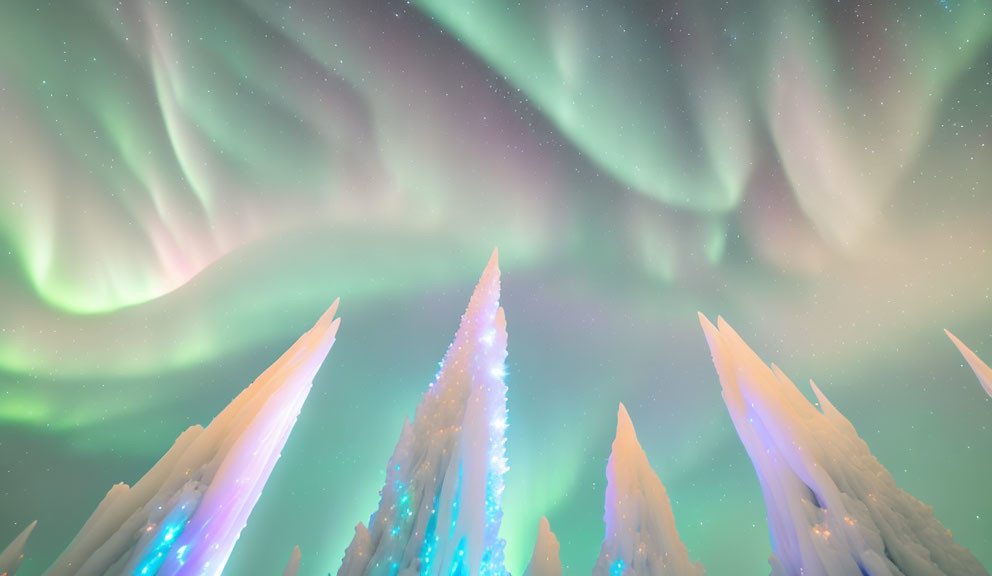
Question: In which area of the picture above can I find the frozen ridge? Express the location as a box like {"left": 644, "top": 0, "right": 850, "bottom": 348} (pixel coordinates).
{"left": 44, "top": 300, "right": 341, "bottom": 576}
{"left": 0, "top": 520, "right": 36, "bottom": 576}
{"left": 592, "top": 405, "right": 703, "bottom": 576}
{"left": 699, "top": 314, "right": 987, "bottom": 576}
{"left": 337, "top": 249, "right": 509, "bottom": 576}
{"left": 945, "top": 330, "right": 992, "bottom": 399}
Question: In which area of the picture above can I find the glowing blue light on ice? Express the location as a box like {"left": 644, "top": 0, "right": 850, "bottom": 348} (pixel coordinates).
{"left": 129, "top": 498, "right": 196, "bottom": 576}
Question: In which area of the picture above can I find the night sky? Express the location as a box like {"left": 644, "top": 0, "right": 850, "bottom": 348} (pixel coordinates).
{"left": 1, "top": 1, "right": 991, "bottom": 575}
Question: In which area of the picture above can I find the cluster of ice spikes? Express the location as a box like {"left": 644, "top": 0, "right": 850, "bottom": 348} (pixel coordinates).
{"left": 3, "top": 252, "right": 990, "bottom": 576}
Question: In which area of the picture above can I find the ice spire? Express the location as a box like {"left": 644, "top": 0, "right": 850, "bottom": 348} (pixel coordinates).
{"left": 338, "top": 523, "right": 372, "bottom": 576}
{"left": 45, "top": 300, "right": 341, "bottom": 576}
{"left": 337, "top": 249, "right": 509, "bottom": 576}
{"left": 282, "top": 546, "right": 301, "bottom": 576}
{"left": 945, "top": 329, "right": 992, "bottom": 399}
{"left": 522, "top": 518, "right": 561, "bottom": 576}
{"left": 699, "top": 314, "right": 988, "bottom": 576}
{"left": 0, "top": 520, "right": 36, "bottom": 576}
{"left": 592, "top": 405, "right": 703, "bottom": 576}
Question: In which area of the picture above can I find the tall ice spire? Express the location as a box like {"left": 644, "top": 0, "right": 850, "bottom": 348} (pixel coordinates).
{"left": 281, "top": 546, "right": 301, "bottom": 576}
{"left": 699, "top": 313, "right": 987, "bottom": 576}
{"left": 945, "top": 329, "right": 992, "bottom": 399}
{"left": 522, "top": 518, "right": 561, "bottom": 576}
{"left": 44, "top": 300, "right": 341, "bottom": 576}
{"left": 592, "top": 404, "right": 703, "bottom": 576}
{"left": 0, "top": 520, "right": 36, "bottom": 576}
{"left": 337, "top": 249, "right": 509, "bottom": 576}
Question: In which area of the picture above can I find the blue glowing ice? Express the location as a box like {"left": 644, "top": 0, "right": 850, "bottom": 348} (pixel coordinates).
{"left": 336, "top": 250, "right": 509, "bottom": 576}
{"left": 42, "top": 301, "right": 340, "bottom": 576}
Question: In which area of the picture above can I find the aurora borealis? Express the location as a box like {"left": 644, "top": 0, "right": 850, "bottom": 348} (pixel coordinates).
{"left": 0, "top": 0, "right": 990, "bottom": 574}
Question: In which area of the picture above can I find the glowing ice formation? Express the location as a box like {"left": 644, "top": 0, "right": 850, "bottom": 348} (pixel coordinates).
{"left": 592, "top": 404, "right": 703, "bottom": 576}
{"left": 282, "top": 546, "right": 301, "bottom": 576}
{"left": 699, "top": 314, "right": 988, "bottom": 576}
{"left": 522, "top": 518, "right": 561, "bottom": 576}
{"left": 44, "top": 301, "right": 341, "bottom": 576}
{"left": 945, "top": 330, "right": 992, "bottom": 400}
{"left": 337, "top": 249, "right": 509, "bottom": 576}
{"left": 0, "top": 520, "right": 36, "bottom": 576}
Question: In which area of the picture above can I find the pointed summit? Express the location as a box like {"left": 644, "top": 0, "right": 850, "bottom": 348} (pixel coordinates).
{"left": 282, "top": 546, "right": 302, "bottom": 576}
{"left": 523, "top": 518, "right": 561, "bottom": 576}
{"left": 487, "top": 247, "right": 499, "bottom": 269}
{"left": 699, "top": 314, "right": 987, "bottom": 576}
{"left": 592, "top": 404, "right": 703, "bottom": 576}
{"left": 614, "top": 403, "right": 637, "bottom": 451}
{"left": 0, "top": 520, "right": 36, "bottom": 576}
{"left": 337, "top": 253, "right": 509, "bottom": 576}
{"left": 45, "top": 300, "right": 341, "bottom": 576}
{"left": 945, "top": 329, "right": 992, "bottom": 399}
{"left": 338, "top": 523, "right": 372, "bottom": 576}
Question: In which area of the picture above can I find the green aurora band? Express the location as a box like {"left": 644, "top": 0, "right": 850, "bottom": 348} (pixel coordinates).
{"left": 1, "top": 1, "right": 991, "bottom": 575}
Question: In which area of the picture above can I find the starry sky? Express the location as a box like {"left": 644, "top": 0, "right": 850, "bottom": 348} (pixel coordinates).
{"left": 0, "top": 0, "right": 991, "bottom": 574}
